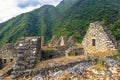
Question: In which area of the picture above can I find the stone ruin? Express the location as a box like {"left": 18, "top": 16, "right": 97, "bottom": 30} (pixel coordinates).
{"left": 0, "top": 43, "right": 16, "bottom": 69}
{"left": 41, "top": 36, "right": 44, "bottom": 47}
{"left": 16, "top": 37, "right": 41, "bottom": 66}
{"left": 48, "top": 36, "right": 69, "bottom": 47}
{"left": 11, "top": 37, "right": 41, "bottom": 79}
{"left": 41, "top": 36, "right": 75, "bottom": 60}
{"left": 42, "top": 36, "right": 84, "bottom": 59}
{"left": 0, "top": 21, "right": 119, "bottom": 79}
{"left": 82, "top": 21, "right": 118, "bottom": 54}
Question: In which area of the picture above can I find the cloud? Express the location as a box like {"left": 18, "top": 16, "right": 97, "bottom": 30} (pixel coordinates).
{"left": 0, "top": 0, "right": 62, "bottom": 23}
{"left": 17, "top": 0, "right": 41, "bottom": 8}
{"left": 38, "top": 0, "right": 62, "bottom": 6}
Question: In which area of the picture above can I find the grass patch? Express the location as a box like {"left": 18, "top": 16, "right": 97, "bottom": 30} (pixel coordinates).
{"left": 111, "top": 53, "right": 120, "bottom": 62}
{"left": 94, "top": 59, "right": 105, "bottom": 69}
{"left": 94, "top": 50, "right": 117, "bottom": 58}
{"left": 34, "top": 60, "right": 40, "bottom": 67}
{"left": 71, "top": 51, "right": 76, "bottom": 56}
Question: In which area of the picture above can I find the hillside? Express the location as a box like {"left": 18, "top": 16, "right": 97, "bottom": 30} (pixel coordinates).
{"left": 0, "top": 5, "right": 60, "bottom": 46}
{"left": 0, "top": 0, "right": 120, "bottom": 46}
{"left": 52, "top": 0, "right": 120, "bottom": 42}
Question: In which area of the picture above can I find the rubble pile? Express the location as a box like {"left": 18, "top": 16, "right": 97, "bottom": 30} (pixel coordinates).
{"left": 33, "top": 58, "right": 120, "bottom": 80}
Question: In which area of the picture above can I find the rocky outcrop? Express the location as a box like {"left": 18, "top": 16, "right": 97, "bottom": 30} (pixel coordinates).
{"left": 11, "top": 59, "right": 95, "bottom": 79}
{"left": 102, "top": 58, "right": 120, "bottom": 67}
{"left": 34, "top": 58, "right": 120, "bottom": 80}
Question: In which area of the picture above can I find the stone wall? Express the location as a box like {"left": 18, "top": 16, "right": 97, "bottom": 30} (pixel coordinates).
{"left": 0, "top": 43, "right": 16, "bottom": 69}
{"left": 65, "top": 46, "right": 84, "bottom": 57}
{"left": 118, "top": 43, "right": 120, "bottom": 52}
{"left": 11, "top": 37, "right": 41, "bottom": 79}
{"left": 16, "top": 37, "right": 41, "bottom": 69}
{"left": 41, "top": 50, "right": 60, "bottom": 60}
{"left": 82, "top": 21, "right": 117, "bottom": 54}
{"left": 11, "top": 59, "right": 95, "bottom": 79}
{"left": 41, "top": 36, "right": 44, "bottom": 47}
{"left": 43, "top": 36, "right": 76, "bottom": 58}
{"left": 49, "top": 36, "right": 75, "bottom": 47}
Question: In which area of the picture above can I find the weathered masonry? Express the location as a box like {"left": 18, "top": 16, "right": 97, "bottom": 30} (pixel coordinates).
{"left": 0, "top": 43, "right": 16, "bottom": 69}
{"left": 11, "top": 37, "right": 41, "bottom": 79}
{"left": 16, "top": 37, "right": 41, "bottom": 69}
{"left": 82, "top": 21, "right": 117, "bottom": 54}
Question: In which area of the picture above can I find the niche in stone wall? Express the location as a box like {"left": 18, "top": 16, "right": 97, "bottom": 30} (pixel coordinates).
{"left": 92, "top": 39, "right": 96, "bottom": 46}
{"left": 0, "top": 58, "right": 3, "bottom": 69}
{"left": 4, "top": 59, "right": 6, "bottom": 63}
{"left": 10, "top": 59, "right": 13, "bottom": 62}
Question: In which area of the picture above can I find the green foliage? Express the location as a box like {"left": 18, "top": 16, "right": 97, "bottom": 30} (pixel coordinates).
{"left": 111, "top": 53, "right": 120, "bottom": 62}
{"left": 0, "top": 5, "right": 59, "bottom": 46}
{"left": 57, "top": 0, "right": 79, "bottom": 13}
{"left": 119, "top": 48, "right": 120, "bottom": 53}
{"left": 0, "top": 0, "right": 120, "bottom": 47}
{"left": 34, "top": 60, "right": 40, "bottom": 66}
{"left": 43, "top": 50, "right": 51, "bottom": 55}
{"left": 71, "top": 51, "right": 76, "bottom": 56}
{"left": 97, "top": 59, "right": 104, "bottom": 65}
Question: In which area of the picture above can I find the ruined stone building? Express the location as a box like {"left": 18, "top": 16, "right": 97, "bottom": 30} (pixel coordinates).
{"left": 0, "top": 22, "right": 118, "bottom": 71}
{"left": 11, "top": 37, "right": 41, "bottom": 79}
{"left": 41, "top": 36, "right": 75, "bottom": 60}
{"left": 16, "top": 37, "right": 41, "bottom": 69}
{"left": 49, "top": 36, "right": 75, "bottom": 47}
{"left": 0, "top": 43, "right": 16, "bottom": 69}
{"left": 65, "top": 45, "right": 84, "bottom": 57}
{"left": 42, "top": 36, "right": 84, "bottom": 59}
{"left": 0, "top": 21, "right": 119, "bottom": 79}
{"left": 82, "top": 21, "right": 117, "bottom": 54}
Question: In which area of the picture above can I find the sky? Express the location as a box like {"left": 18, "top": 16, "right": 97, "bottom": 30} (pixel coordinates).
{"left": 0, "top": 0, "right": 62, "bottom": 23}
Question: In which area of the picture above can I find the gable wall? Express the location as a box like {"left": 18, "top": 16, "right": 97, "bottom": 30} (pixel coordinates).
{"left": 82, "top": 22, "right": 117, "bottom": 54}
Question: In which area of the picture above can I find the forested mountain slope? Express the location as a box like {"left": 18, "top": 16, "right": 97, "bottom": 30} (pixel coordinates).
{"left": 0, "top": 0, "right": 120, "bottom": 47}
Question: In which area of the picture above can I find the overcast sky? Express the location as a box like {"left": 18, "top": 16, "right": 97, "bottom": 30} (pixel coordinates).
{"left": 0, "top": 0, "right": 62, "bottom": 23}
